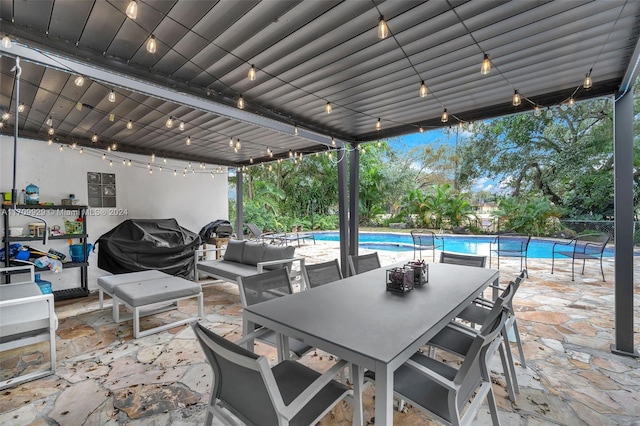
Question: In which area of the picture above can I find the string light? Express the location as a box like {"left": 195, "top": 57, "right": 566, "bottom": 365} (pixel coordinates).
{"left": 294, "top": 125, "right": 298, "bottom": 136}
{"left": 179, "top": 121, "right": 185, "bottom": 131}
{"left": 325, "top": 102, "right": 332, "bottom": 114}
{"left": 0, "top": 122, "right": 5, "bottom": 128}
{"left": 512, "top": 90, "right": 521, "bottom": 106}
{"left": 1, "top": 35, "right": 11, "bottom": 48}
{"left": 546, "top": 108, "right": 553, "bottom": 118}
{"left": 102, "top": 153, "right": 106, "bottom": 159}
{"left": 289, "top": 149, "right": 293, "bottom": 157}
{"left": 237, "top": 95, "right": 245, "bottom": 109}
{"left": 59, "top": 144, "right": 64, "bottom": 152}
{"left": 248, "top": 64, "right": 256, "bottom": 81}
{"left": 46, "top": 117, "right": 53, "bottom": 126}
{"left": 48, "top": 127, "right": 55, "bottom": 135}
{"left": 146, "top": 35, "right": 157, "bottom": 53}
{"left": 127, "top": 120, "right": 133, "bottom": 129}
{"left": 74, "top": 75, "right": 85, "bottom": 86}
{"left": 441, "top": 109, "right": 448, "bottom": 123}
{"left": 480, "top": 54, "right": 491, "bottom": 75}
{"left": 125, "top": 0, "right": 138, "bottom": 19}
{"left": 109, "top": 160, "right": 113, "bottom": 167}
{"left": 151, "top": 152, "right": 155, "bottom": 162}
{"left": 235, "top": 140, "right": 241, "bottom": 150}
{"left": 419, "top": 126, "right": 424, "bottom": 132}
{"left": 186, "top": 136, "right": 191, "bottom": 145}
{"left": 2, "top": 112, "right": 9, "bottom": 120}
{"left": 18, "top": 103, "right": 25, "bottom": 113}
{"left": 419, "top": 81, "right": 427, "bottom": 97}
{"left": 91, "top": 134, "right": 98, "bottom": 142}
{"left": 375, "top": 118, "right": 381, "bottom": 130}
{"left": 48, "top": 138, "right": 53, "bottom": 146}
{"left": 174, "top": 170, "right": 177, "bottom": 176}
{"left": 108, "top": 89, "right": 116, "bottom": 103}
{"left": 166, "top": 116, "right": 173, "bottom": 128}
{"left": 79, "top": 147, "right": 84, "bottom": 154}
{"left": 249, "top": 157, "right": 253, "bottom": 164}
{"left": 229, "top": 138, "right": 234, "bottom": 147}
{"left": 583, "top": 71, "right": 593, "bottom": 89}
{"left": 534, "top": 105, "right": 542, "bottom": 117}
{"left": 568, "top": 97, "right": 575, "bottom": 108}
{"left": 109, "top": 113, "right": 115, "bottom": 122}
{"left": 331, "top": 137, "right": 336, "bottom": 146}
{"left": 76, "top": 102, "right": 83, "bottom": 111}
{"left": 128, "top": 160, "right": 132, "bottom": 167}
{"left": 111, "top": 143, "right": 117, "bottom": 150}
{"left": 378, "top": 15, "right": 389, "bottom": 39}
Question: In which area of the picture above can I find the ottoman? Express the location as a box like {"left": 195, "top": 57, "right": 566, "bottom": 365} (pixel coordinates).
{"left": 112, "top": 276, "right": 203, "bottom": 338}
{"left": 97, "top": 270, "right": 169, "bottom": 312}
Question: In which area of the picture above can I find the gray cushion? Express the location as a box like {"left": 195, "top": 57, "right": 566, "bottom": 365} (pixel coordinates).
{"left": 114, "top": 277, "right": 201, "bottom": 307}
{"left": 242, "top": 242, "right": 267, "bottom": 266}
{"left": 262, "top": 245, "right": 295, "bottom": 270}
{"left": 97, "top": 270, "right": 170, "bottom": 294}
{"left": 197, "top": 260, "right": 258, "bottom": 281}
{"left": 223, "top": 239, "right": 245, "bottom": 263}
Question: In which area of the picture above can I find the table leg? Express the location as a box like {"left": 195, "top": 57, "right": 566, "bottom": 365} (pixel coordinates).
{"left": 241, "top": 318, "right": 254, "bottom": 351}
{"left": 277, "top": 333, "right": 290, "bottom": 362}
{"left": 374, "top": 362, "right": 393, "bottom": 425}
{"left": 351, "top": 364, "right": 363, "bottom": 426}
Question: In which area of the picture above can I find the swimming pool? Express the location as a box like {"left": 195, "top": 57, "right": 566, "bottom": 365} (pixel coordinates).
{"left": 312, "top": 232, "right": 615, "bottom": 258}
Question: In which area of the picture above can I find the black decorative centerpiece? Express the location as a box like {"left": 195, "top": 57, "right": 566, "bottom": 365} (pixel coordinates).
{"left": 386, "top": 267, "right": 415, "bottom": 293}
{"left": 405, "top": 260, "right": 428, "bottom": 286}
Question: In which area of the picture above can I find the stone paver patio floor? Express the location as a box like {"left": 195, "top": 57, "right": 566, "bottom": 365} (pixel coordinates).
{"left": 1, "top": 241, "right": 639, "bottom": 425}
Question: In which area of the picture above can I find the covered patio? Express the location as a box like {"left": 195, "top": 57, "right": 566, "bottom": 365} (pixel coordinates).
{"left": 1, "top": 244, "right": 639, "bottom": 424}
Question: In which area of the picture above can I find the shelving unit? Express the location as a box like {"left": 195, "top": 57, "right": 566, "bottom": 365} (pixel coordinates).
{"left": 2, "top": 204, "right": 90, "bottom": 301}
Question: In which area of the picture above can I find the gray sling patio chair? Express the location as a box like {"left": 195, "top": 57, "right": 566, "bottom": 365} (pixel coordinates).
{"left": 237, "top": 269, "right": 313, "bottom": 359}
{"left": 551, "top": 233, "right": 610, "bottom": 281}
{"left": 365, "top": 308, "right": 508, "bottom": 426}
{"left": 245, "top": 223, "right": 282, "bottom": 245}
{"left": 489, "top": 233, "right": 530, "bottom": 277}
{"left": 440, "top": 251, "right": 487, "bottom": 268}
{"left": 348, "top": 252, "right": 381, "bottom": 275}
{"left": 191, "top": 322, "right": 352, "bottom": 426}
{"left": 411, "top": 229, "right": 444, "bottom": 262}
{"left": 302, "top": 259, "right": 343, "bottom": 289}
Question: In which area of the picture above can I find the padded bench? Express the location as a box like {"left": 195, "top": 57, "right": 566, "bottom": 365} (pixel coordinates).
{"left": 195, "top": 239, "right": 307, "bottom": 289}
{"left": 1, "top": 266, "right": 57, "bottom": 390}
{"left": 98, "top": 270, "right": 169, "bottom": 317}
{"left": 100, "top": 271, "right": 203, "bottom": 338}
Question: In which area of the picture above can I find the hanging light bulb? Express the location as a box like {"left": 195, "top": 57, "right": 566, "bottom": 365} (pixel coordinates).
{"left": 163, "top": 157, "right": 167, "bottom": 163}
{"left": 111, "top": 143, "right": 117, "bottom": 150}
{"left": 229, "top": 138, "right": 234, "bottom": 147}
{"left": 2, "top": 112, "right": 9, "bottom": 120}
{"left": 102, "top": 153, "right": 106, "bottom": 160}
{"left": 0, "top": 122, "right": 4, "bottom": 129}
{"left": 109, "top": 113, "right": 115, "bottom": 122}
{"left": 294, "top": 125, "right": 298, "bottom": 136}
{"left": 146, "top": 35, "right": 157, "bottom": 53}
{"left": 46, "top": 116, "right": 53, "bottom": 126}
{"left": 512, "top": 90, "right": 521, "bottom": 106}
{"left": 249, "top": 157, "right": 253, "bottom": 164}
{"left": 289, "top": 149, "right": 293, "bottom": 158}
{"left": 48, "top": 127, "right": 55, "bottom": 135}
{"left": 1, "top": 35, "right": 11, "bottom": 48}
{"left": 74, "top": 75, "right": 85, "bottom": 86}
{"left": 375, "top": 118, "right": 381, "bottom": 130}
{"left": 18, "top": 103, "right": 25, "bottom": 113}
{"left": 419, "top": 81, "right": 427, "bottom": 97}
{"left": 441, "top": 108, "right": 448, "bottom": 123}
{"left": 79, "top": 147, "right": 84, "bottom": 154}
{"left": 48, "top": 138, "right": 53, "bottom": 146}
{"left": 126, "top": 0, "right": 138, "bottom": 19}
{"left": 235, "top": 140, "right": 241, "bottom": 150}
{"left": 248, "top": 64, "right": 256, "bottom": 81}
{"left": 546, "top": 108, "right": 553, "bottom": 118}
{"left": 128, "top": 160, "right": 132, "bottom": 167}
{"left": 127, "top": 120, "right": 133, "bottom": 130}
{"left": 533, "top": 105, "right": 542, "bottom": 117}
{"left": 108, "top": 89, "right": 116, "bottom": 103}
{"left": 76, "top": 102, "right": 83, "bottom": 111}
{"left": 174, "top": 170, "right": 177, "bottom": 176}
{"left": 72, "top": 141, "right": 77, "bottom": 149}
{"left": 109, "top": 160, "right": 113, "bottom": 167}
{"left": 59, "top": 144, "right": 64, "bottom": 152}
{"left": 325, "top": 102, "right": 332, "bottom": 114}
{"left": 211, "top": 172, "right": 215, "bottom": 178}
{"left": 186, "top": 136, "right": 191, "bottom": 145}
{"left": 378, "top": 15, "right": 389, "bottom": 39}
{"left": 91, "top": 134, "right": 98, "bottom": 143}
{"left": 419, "top": 126, "right": 424, "bottom": 133}
{"left": 480, "top": 53, "right": 491, "bottom": 75}
{"left": 147, "top": 163, "right": 151, "bottom": 169}
{"left": 458, "top": 121, "right": 463, "bottom": 128}
{"left": 151, "top": 152, "right": 156, "bottom": 162}
{"left": 331, "top": 137, "right": 336, "bottom": 146}
{"left": 179, "top": 121, "right": 185, "bottom": 131}
{"left": 568, "top": 97, "right": 575, "bottom": 108}
{"left": 583, "top": 72, "right": 593, "bottom": 89}
{"left": 237, "top": 95, "right": 245, "bottom": 109}
{"left": 149, "top": 169, "right": 153, "bottom": 175}
{"left": 166, "top": 116, "right": 173, "bottom": 128}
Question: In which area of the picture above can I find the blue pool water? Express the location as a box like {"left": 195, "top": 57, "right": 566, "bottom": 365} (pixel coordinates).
{"left": 312, "top": 232, "right": 615, "bottom": 258}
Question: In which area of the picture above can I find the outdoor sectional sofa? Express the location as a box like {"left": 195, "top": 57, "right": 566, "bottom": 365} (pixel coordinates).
{"left": 195, "top": 239, "right": 306, "bottom": 288}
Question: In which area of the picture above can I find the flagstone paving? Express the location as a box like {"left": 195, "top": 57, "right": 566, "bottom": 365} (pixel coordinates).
{"left": 1, "top": 241, "right": 639, "bottom": 425}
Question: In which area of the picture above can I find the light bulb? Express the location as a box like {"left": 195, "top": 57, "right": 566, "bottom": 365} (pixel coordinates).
{"left": 126, "top": 0, "right": 138, "bottom": 19}
{"left": 48, "top": 138, "right": 53, "bottom": 146}
{"left": 71, "top": 141, "right": 77, "bottom": 149}
{"left": 18, "top": 103, "right": 25, "bottom": 113}
{"left": 378, "top": 15, "right": 389, "bottom": 39}
{"left": 419, "top": 81, "right": 427, "bottom": 97}
{"left": 2, "top": 112, "right": 9, "bottom": 120}
{"left": 289, "top": 149, "right": 293, "bottom": 158}
{"left": 481, "top": 53, "right": 491, "bottom": 75}
{"left": 512, "top": 90, "right": 521, "bottom": 106}
{"left": 229, "top": 138, "right": 234, "bottom": 147}
{"left": 79, "top": 148, "right": 84, "bottom": 154}
{"left": 248, "top": 64, "right": 256, "bottom": 81}
{"left": 568, "top": 97, "right": 575, "bottom": 108}
{"left": 250, "top": 157, "right": 253, "bottom": 164}
{"left": 375, "top": 118, "right": 381, "bottom": 130}
{"left": 1, "top": 35, "right": 11, "bottom": 48}
{"left": 46, "top": 116, "right": 53, "bottom": 126}
{"left": 111, "top": 143, "right": 117, "bottom": 150}
{"left": 91, "top": 134, "right": 98, "bottom": 142}
{"left": 74, "top": 75, "right": 85, "bottom": 86}
{"left": 127, "top": 120, "right": 133, "bottom": 129}
{"left": 0, "top": 122, "right": 4, "bottom": 128}
{"left": 294, "top": 125, "right": 298, "bottom": 136}
{"left": 108, "top": 89, "right": 116, "bottom": 103}
{"left": 128, "top": 160, "right": 132, "bottom": 167}
{"left": 48, "top": 127, "right": 55, "bottom": 135}
{"left": 151, "top": 153, "right": 155, "bottom": 162}
{"left": 583, "top": 73, "right": 592, "bottom": 89}
{"left": 235, "top": 140, "right": 241, "bottom": 149}
{"left": 109, "top": 160, "right": 113, "bottom": 167}
{"left": 186, "top": 136, "right": 191, "bottom": 145}
{"left": 419, "top": 126, "right": 424, "bottom": 132}
{"left": 441, "top": 109, "right": 448, "bottom": 123}
{"left": 325, "top": 102, "right": 332, "bottom": 114}
{"left": 534, "top": 105, "right": 542, "bottom": 117}
{"left": 166, "top": 116, "right": 173, "bottom": 128}
{"left": 179, "top": 121, "right": 185, "bottom": 131}
{"left": 546, "top": 108, "right": 553, "bottom": 118}
{"left": 237, "top": 95, "right": 245, "bottom": 109}
{"left": 146, "top": 35, "right": 157, "bottom": 54}
{"left": 102, "top": 153, "right": 105, "bottom": 159}
{"left": 108, "top": 113, "right": 115, "bottom": 121}
{"left": 331, "top": 137, "right": 336, "bottom": 146}
{"left": 76, "top": 102, "right": 83, "bottom": 111}
{"left": 59, "top": 144, "right": 64, "bottom": 152}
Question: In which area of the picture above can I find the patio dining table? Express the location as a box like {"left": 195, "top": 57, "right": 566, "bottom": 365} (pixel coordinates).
{"left": 242, "top": 262, "right": 499, "bottom": 425}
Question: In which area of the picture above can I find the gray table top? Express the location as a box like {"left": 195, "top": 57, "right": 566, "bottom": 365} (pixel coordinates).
{"left": 244, "top": 262, "right": 499, "bottom": 367}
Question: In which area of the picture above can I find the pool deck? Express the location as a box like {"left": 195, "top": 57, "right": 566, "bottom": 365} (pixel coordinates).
{"left": 1, "top": 240, "right": 639, "bottom": 425}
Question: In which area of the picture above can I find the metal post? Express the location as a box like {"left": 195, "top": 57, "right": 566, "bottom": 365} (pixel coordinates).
{"left": 337, "top": 148, "right": 349, "bottom": 277}
{"left": 349, "top": 144, "right": 360, "bottom": 272}
{"left": 611, "top": 90, "right": 638, "bottom": 358}
{"left": 235, "top": 168, "right": 244, "bottom": 241}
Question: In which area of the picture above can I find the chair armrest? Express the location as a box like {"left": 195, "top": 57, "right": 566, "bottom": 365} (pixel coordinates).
{"left": 0, "top": 265, "right": 36, "bottom": 284}
{"left": 280, "top": 359, "right": 350, "bottom": 420}
{"left": 552, "top": 239, "right": 574, "bottom": 251}
{"left": 234, "top": 327, "right": 273, "bottom": 346}
{"left": 404, "top": 357, "right": 459, "bottom": 391}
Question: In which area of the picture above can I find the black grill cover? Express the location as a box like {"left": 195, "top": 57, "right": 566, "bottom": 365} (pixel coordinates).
{"left": 97, "top": 218, "right": 201, "bottom": 279}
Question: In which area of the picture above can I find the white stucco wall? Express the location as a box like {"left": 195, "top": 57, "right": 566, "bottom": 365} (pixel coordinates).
{"left": 1, "top": 135, "right": 229, "bottom": 291}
